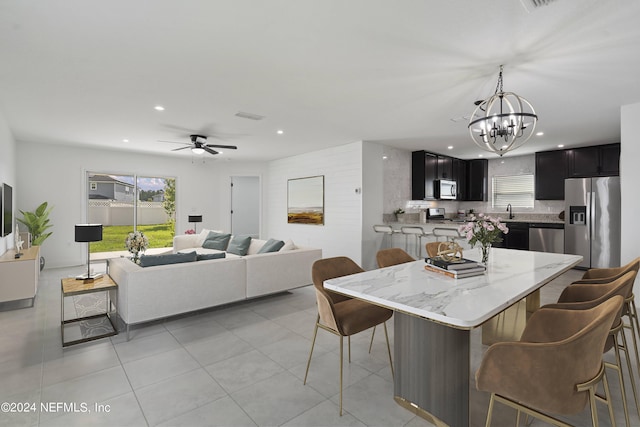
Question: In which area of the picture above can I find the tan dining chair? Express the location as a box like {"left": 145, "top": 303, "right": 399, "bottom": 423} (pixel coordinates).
{"left": 476, "top": 296, "right": 623, "bottom": 427}
{"left": 376, "top": 247, "right": 414, "bottom": 268}
{"left": 543, "top": 271, "right": 637, "bottom": 426}
{"left": 304, "top": 256, "right": 394, "bottom": 415}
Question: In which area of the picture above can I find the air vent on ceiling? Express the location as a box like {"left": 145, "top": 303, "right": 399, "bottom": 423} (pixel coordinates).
{"left": 520, "top": 0, "right": 556, "bottom": 12}
{"left": 235, "top": 111, "right": 265, "bottom": 121}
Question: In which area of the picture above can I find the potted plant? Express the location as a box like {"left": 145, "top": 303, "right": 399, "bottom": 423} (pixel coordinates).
{"left": 394, "top": 208, "right": 405, "bottom": 222}
{"left": 17, "top": 201, "right": 53, "bottom": 270}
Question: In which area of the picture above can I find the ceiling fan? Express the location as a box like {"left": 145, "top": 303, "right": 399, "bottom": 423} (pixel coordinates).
{"left": 158, "top": 134, "right": 238, "bottom": 156}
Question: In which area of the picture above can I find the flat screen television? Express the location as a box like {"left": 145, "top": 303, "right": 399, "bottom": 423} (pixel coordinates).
{"left": 0, "top": 184, "right": 3, "bottom": 236}
{"left": 2, "top": 183, "right": 12, "bottom": 237}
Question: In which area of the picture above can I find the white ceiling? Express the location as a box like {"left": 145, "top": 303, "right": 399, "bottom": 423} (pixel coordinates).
{"left": 1, "top": 0, "right": 639, "bottom": 162}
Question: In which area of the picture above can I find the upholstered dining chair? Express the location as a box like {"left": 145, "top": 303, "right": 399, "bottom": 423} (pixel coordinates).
{"left": 304, "top": 256, "right": 394, "bottom": 415}
{"left": 476, "top": 296, "right": 623, "bottom": 427}
{"left": 573, "top": 258, "right": 640, "bottom": 386}
{"left": 376, "top": 247, "right": 414, "bottom": 268}
{"left": 543, "top": 271, "right": 637, "bottom": 426}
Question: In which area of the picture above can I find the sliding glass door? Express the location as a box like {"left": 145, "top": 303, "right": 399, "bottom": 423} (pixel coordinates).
{"left": 87, "top": 172, "right": 175, "bottom": 258}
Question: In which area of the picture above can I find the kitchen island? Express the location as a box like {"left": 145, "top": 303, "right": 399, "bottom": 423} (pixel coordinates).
{"left": 324, "top": 248, "right": 582, "bottom": 427}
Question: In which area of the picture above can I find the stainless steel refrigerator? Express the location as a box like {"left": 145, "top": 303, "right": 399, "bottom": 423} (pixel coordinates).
{"left": 564, "top": 177, "right": 621, "bottom": 269}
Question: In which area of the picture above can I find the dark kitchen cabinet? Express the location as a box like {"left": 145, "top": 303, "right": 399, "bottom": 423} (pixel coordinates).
{"left": 466, "top": 159, "right": 488, "bottom": 201}
{"left": 437, "top": 156, "right": 453, "bottom": 179}
{"left": 452, "top": 158, "right": 467, "bottom": 201}
{"left": 412, "top": 151, "right": 437, "bottom": 200}
{"left": 535, "top": 150, "right": 567, "bottom": 200}
{"left": 567, "top": 143, "right": 620, "bottom": 178}
{"left": 493, "top": 222, "right": 529, "bottom": 250}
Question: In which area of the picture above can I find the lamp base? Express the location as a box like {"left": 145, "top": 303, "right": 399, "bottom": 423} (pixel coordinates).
{"left": 75, "top": 273, "right": 103, "bottom": 282}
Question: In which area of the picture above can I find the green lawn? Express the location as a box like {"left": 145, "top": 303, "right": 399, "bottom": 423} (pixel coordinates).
{"left": 90, "top": 223, "right": 175, "bottom": 253}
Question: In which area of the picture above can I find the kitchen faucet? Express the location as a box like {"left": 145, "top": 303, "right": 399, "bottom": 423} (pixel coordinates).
{"left": 506, "top": 203, "right": 514, "bottom": 219}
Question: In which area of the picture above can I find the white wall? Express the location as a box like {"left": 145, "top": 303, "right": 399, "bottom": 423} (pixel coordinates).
{"left": 17, "top": 141, "right": 267, "bottom": 268}
{"left": 621, "top": 102, "right": 640, "bottom": 265}
{"left": 0, "top": 112, "right": 16, "bottom": 255}
{"left": 266, "top": 141, "right": 363, "bottom": 264}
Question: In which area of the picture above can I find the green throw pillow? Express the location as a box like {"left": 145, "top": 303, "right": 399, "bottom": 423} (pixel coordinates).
{"left": 139, "top": 251, "right": 197, "bottom": 267}
{"left": 257, "top": 238, "right": 285, "bottom": 254}
{"left": 197, "top": 252, "right": 226, "bottom": 261}
{"left": 227, "top": 235, "right": 252, "bottom": 256}
{"left": 202, "top": 231, "right": 231, "bottom": 250}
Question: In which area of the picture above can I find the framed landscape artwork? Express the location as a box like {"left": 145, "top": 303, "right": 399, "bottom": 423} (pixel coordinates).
{"left": 287, "top": 175, "right": 324, "bottom": 225}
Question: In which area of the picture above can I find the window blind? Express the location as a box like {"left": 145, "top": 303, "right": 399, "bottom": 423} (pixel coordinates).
{"left": 492, "top": 174, "right": 534, "bottom": 209}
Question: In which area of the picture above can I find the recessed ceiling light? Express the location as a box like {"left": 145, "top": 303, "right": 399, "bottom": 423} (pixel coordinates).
{"left": 154, "top": 105, "right": 165, "bottom": 111}
{"left": 447, "top": 146, "right": 453, "bottom": 150}
{"left": 277, "top": 130, "right": 284, "bottom": 135}
{"left": 536, "top": 132, "right": 544, "bottom": 136}
{"left": 382, "top": 156, "right": 388, "bottom": 160}
{"left": 558, "top": 144, "right": 565, "bottom": 148}
{"left": 478, "top": 154, "right": 484, "bottom": 157}
{"left": 123, "top": 139, "right": 129, "bottom": 143}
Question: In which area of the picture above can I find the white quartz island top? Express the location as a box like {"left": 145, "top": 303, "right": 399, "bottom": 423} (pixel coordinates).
{"left": 324, "top": 249, "right": 582, "bottom": 330}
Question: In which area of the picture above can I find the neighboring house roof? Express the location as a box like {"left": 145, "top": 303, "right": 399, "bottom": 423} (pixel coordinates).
{"left": 88, "top": 194, "right": 110, "bottom": 199}
{"left": 89, "top": 174, "right": 134, "bottom": 188}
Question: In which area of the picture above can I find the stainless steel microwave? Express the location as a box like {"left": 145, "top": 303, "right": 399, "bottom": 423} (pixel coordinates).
{"left": 434, "top": 179, "right": 457, "bottom": 200}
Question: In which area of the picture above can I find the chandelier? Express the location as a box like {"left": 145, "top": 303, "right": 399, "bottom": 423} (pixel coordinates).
{"left": 468, "top": 65, "right": 538, "bottom": 156}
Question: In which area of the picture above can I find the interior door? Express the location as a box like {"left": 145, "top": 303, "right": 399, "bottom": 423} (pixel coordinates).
{"left": 230, "top": 176, "right": 260, "bottom": 238}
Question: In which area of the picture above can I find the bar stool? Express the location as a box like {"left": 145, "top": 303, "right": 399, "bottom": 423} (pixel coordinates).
{"left": 400, "top": 226, "right": 429, "bottom": 258}
{"left": 432, "top": 227, "right": 464, "bottom": 244}
{"left": 373, "top": 224, "right": 396, "bottom": 249}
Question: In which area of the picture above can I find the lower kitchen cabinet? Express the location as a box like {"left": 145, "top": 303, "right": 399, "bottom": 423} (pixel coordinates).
{"left": 493, "top": 222, "right": 529, "bottom": 250}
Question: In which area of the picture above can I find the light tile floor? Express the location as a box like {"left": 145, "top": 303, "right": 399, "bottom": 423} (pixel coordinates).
{"left": 1, "top": 264, "right": 639, "bottom": 426}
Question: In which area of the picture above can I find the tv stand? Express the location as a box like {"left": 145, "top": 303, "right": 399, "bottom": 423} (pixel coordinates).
{"left": 0, "top": 246, "right": 40, "bottom": 308}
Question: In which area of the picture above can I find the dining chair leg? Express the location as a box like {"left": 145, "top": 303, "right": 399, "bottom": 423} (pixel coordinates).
{"left": 515, "top": 410, "right": 521, "bottom": 426}
{"left": 383, "top": 321, "right": 394, "bottom": 379}
{"left": 610, "top": 332, "right": 632, "bottom": 426}
{"left": 619, "top": 324, "right": 640, "bottom": 418}
{"left": 587, "top": 386, "right": 600, "bottom": 427}
{"left": 339, "top": 335, "right": 344, "bottom": 416}
{"left": 485, "top": 393, "right": 496, "bottom": 427}
{"left": 303, "top": 315, "right": 320, "bottom": 385}
{"left": 624, "top": 298, "right": 640, "bottom": 417}
{"left": 369, "top": 325, "right": 376, "bottom": 353}
{"left": 602, "top": 370, "right": 614, "bottom": 427}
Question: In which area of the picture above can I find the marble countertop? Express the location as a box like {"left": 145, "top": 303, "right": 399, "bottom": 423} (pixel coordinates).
{"left": 324, "top": 249, "right": 582, "bottom": 330}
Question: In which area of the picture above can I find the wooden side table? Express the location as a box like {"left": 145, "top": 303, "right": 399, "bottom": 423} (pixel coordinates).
{"left": 61, "top": 275, "right": 118, "bottom": 347}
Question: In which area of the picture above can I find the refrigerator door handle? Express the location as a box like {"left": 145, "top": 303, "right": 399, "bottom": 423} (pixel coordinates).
{"left": 589, "top": 191, "right": 596, "bottom": 242}
{"left": 586, "top": 191, "right": 592, "bottom": 242}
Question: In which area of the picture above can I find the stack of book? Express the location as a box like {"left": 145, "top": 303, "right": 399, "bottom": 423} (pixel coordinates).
{"left": 424, "top": 257, "right": 486, "bottom": 279}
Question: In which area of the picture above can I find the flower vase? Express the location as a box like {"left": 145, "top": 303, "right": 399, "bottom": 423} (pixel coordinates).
{"left": 479, "top": 243, "right": 491, "bottom": 264}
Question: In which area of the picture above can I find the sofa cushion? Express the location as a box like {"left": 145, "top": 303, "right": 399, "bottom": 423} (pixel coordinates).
{"left": 197, "top": 252, "right": 226, "bottom": 261}
{"left": 195, "top": 228, "right": 221, "bottom": 247}
{"left": 280, "top": 239, "right": 297, "bottom": 251}
{"left": 257, "top": 238, "right": 285, "bottom": 254}
{"left": 227, "top": 235, "right": 252, "bottom": 256}
{"left": 139, "top": 251, "right": 197, "bottom": 267}
{"left": 202, "top": 231, "right": 231, "bottom": 250}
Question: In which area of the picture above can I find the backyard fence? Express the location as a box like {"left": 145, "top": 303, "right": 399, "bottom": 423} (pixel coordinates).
{"left": 88, "top": 200, "right": 170, "bottom": 226}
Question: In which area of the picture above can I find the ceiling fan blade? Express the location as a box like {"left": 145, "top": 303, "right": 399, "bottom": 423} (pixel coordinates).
{"left": 158, "top": 140, "right": 190, "bottom": 145}
{"left": 203, "top": 146, "right": 219, "bottom": 155}
{"left": 205, "top": 144, "right": 237, "bottom": 150}
{"left": 171, "top": 146, "right": 191, "bottom": 151}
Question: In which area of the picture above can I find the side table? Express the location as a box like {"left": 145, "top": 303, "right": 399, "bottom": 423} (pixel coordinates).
{"left": 61, "top": 275, "right": 118, "bottom": 347}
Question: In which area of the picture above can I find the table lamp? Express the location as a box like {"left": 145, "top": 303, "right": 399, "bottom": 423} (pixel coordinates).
{"left": 188, "top": 215, "right": 202, "bottom": 233}
{"left": 75, "top": 224, "right": 103, "bottom": 281}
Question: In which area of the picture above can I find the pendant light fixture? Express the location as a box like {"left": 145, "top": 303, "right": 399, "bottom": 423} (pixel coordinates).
{"left": 468, "top": 65, "right": 538, "bottom": 156}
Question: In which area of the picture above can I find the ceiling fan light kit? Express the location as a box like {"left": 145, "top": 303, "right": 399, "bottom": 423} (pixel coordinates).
{"left": 468, "top": 65, "right": 538, "bottom": 156}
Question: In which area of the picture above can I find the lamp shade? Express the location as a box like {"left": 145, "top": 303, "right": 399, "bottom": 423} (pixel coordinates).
{"left": 75, "top": 224, "right": 103, "bottom": 242}
{"left": 188, "top": 215, "right": 203, "bottom": 223}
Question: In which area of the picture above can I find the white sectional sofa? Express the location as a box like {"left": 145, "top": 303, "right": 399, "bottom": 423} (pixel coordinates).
{"left": 108, "top": 231, "right": 322, "bottom": 337}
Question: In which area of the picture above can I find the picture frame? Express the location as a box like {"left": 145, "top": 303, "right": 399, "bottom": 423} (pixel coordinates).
{"left": 287, "top": 175, "right": 324, "bottom": 225}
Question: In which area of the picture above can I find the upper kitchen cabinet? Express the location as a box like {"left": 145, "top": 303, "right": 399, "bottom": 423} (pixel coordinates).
{"left": 566, "top": 143, "right": 620, "bottom": 178}
{"left": 466, "top": 158, "right": 488, "bottom": 201}
{"left": 535, "top": 150, "right": 567, "bottom": 200}
{"left": 452, "top": 158, "right": 467, "bottom": 201}
{"left": 436, "top": 155, "right": 453, "bottom": 179}
{"left": 412, "top": 151, "right": 437, "bottom": 200}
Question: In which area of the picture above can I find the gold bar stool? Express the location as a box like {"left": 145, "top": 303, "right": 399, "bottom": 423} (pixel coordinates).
{"left": 400, "top": 226, "right": 429, "bottom": 258}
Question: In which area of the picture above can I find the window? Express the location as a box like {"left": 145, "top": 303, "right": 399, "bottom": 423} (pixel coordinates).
{"left": 90, "top": 182, "right": 97, "bottom": 190}
{"left": 492, "top": 174, "right": 534, "bottom": 209}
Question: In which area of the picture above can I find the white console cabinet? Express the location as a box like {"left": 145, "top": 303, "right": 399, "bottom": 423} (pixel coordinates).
{"left": 0, "top": 245, "right": 40, "bottom": 306}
